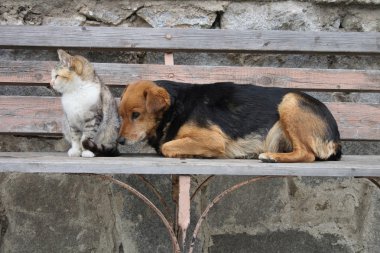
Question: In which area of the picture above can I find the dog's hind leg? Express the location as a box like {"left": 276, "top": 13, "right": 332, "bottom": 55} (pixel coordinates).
{"left": 259, "top": 93, "right": 324, "bottom": 163}
{"left": 259, "top": 125, "right": 315, "bottom": 163}
{"left": 161, "top": 123, "right": 227, "bottom": 158}
{"left": 259, "top": 145, "right": 315, "bottom": 163}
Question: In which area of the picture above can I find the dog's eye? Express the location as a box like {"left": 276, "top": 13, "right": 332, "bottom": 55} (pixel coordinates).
{"left": 131, "top": 112, "right": 140, "bottom": 120}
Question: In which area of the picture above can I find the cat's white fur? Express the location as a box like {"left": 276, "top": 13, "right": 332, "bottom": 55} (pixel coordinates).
{"left": 61, "top": 80, "right": 100, "bottom": 127}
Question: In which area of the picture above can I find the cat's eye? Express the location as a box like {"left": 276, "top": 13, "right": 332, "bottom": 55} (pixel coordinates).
{"left": 55, "top": 75, "right": 59, "bottom": 79}
{"left": 131, "top": 112, "right": 140, "bottom": 120}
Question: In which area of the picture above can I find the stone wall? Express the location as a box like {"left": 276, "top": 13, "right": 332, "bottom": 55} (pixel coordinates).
{"left": 0, "top": 1, "right": 379, "bottom": 252}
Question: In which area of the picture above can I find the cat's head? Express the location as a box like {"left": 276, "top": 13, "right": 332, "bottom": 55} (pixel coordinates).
{"left": 50, "top": 49, "right": 96, "bottom": 93}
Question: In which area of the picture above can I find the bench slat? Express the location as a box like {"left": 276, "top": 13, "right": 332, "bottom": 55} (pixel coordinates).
{"left": 0, "top": 152, "right": 379, "bottom": 176}
{"left": 1, "top": 61, "right": 380, "bottom": 92}
{"left": 1, "top": 96, "right": 378, "bottom": 140}
{"left": 0, "top": 96, "right": 62, "bottom": 135}
{"left": 0, "top": 26, "right": 379, "bottom": 54}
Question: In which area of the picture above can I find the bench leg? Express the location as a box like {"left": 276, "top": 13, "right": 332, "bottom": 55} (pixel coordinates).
{"left": 172, "top": 175, "right": 191, "bottom": 251}
{"left": 178, "top": 176, "right": 191, "bottom": 249}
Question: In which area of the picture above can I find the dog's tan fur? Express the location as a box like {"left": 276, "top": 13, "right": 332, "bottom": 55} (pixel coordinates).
{"left": 162, "top": 123, "right": 226, "bottom": 158}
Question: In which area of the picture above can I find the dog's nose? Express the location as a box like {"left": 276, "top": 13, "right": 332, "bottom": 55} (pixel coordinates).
{"left": 117, "top": 136, "right": 126, "bottom": 145}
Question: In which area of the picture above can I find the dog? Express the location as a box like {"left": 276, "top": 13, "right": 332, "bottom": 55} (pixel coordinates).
{"left": 117, "top": 80, "right": 341, "bottom": 163}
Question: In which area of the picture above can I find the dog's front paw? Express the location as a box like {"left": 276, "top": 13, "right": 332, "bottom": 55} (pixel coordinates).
{"left": 162, "top": 150, "right": 181, "bottom": 158}
{"left": 81, "top": 150, "right": 95, "bottom": 158}
{"left": 259, "top": 153, "right": 277, "bottom": 163}
{"left": 68, "top": 148, "right": 81, "bottom": 157}
{"left": 161, "top": 145, "right": 184, "bottom": 158}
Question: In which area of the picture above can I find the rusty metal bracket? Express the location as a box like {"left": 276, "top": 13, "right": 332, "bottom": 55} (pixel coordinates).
{"left": 98, "top": 174, "right": 181, "bottom": 253}
{"left": 97, "top": 173, "right": 286, "bottom": 253}
{"left": 133, "top": 174, "right": 173, "bottom": 225}
{"left": 191, "top": 175, "right": 215, "bottom": 201}
{"left": 367, "top": 177, "right": 380, "bottom": 189}
{"left": 188, "top": 175, "right": 285, "bottom": 253}
{"left": 355, "top": 176, "right": 380, "bottom": 190}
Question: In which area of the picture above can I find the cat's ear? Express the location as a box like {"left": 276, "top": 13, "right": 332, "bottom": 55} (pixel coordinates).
{"left": 57, "top": 49, "right": 83, "bottom": 75}
{"left": 144, "top": 86, "right": 170, "bottom": 114}
{"left": 71, "top": 58, "right": 83, "bottom": 75}
{"left": 57, "top": 49, "right": 72, "bottom": 67}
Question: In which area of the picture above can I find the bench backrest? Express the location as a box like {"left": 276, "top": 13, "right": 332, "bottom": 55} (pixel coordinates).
{"left": 0, "top": 26, "right": 379, "bottom": 141}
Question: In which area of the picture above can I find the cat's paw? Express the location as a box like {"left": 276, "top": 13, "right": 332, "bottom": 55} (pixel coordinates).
{"left": 68, "top": 148, "right": 81, "bottom": 157}
{"left": 81, "top": 150, "right": 95, "bottom": 158}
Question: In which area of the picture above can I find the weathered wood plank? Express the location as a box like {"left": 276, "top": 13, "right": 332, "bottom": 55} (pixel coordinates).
{"left": 329, "top": 103, "right": 380, "bottom": 140}
{"left": 0, "top": 26, "right": 379, "bottom": 54}
{"left": 1, "top": 61, "right": 380, "bottom": 92}
{"left": 0, "top": 152, "right": 379, "bottom": 176}
{"left": 0, "top": 96, "right": 63, "bottom": 135}
{"left": 1, "top": 96, "right": 379, "bottom": 140}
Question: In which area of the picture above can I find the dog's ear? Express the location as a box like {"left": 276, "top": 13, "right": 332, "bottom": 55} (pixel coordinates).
{"left": 120, "top": 86, "right": 128, "bottom": 100}
{"left": 118, "top": 86, "right": 127, "bottom": 113}
{"left": 144, "top": 86, "right": 170, "bottom": 114}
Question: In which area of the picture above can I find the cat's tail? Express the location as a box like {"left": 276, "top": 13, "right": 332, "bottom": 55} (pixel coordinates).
{"left": 82, "top": 139, "right": 120, "bottom": 157}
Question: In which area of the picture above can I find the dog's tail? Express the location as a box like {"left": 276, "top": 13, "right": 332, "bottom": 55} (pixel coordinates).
{"left": 295, "top": 92, "right": 342, "bottom": 162}
{"left": 320, "top": 142, "right": 342, "bottom": 161}
{"left": 82, "top": 139, "right": 120, "bottom": 157}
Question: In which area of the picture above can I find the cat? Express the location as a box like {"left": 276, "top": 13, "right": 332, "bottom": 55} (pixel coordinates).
{"left": 50, "top": 49, "right": 120, "bottom": 157}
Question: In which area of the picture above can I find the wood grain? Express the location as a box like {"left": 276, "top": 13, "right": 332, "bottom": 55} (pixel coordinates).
{"left": 0, "top": 96, "right": 63, "bottom": 135}
{"left": 1, "top": 61, "right": 380, "bottom": 92}
{"left": 328, "top": 103, "right": 380, "bottom": 140}
{"left": 0, "top": 26, "right": 379, "bottom": 54}
{"left": 1, "top": 96, "right": 378, "bottom": 140}
{"left": 0, "top": 152, "right": 379, "bottom": 176}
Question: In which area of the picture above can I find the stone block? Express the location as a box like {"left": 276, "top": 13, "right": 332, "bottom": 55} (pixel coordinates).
{"left": 209, "top": 231, "right": 351, "bottom": 253}
{"left": 222, "top": 2, "right": 341, "bottom": 31}
{"left": 137, "top": 1, "right": 227, "bottom": 28}
{"left": 0, "top": 174, "right": 118, "bottom": 253}
{"left": 200, "top": 176, "right": 380, "bottom": 252}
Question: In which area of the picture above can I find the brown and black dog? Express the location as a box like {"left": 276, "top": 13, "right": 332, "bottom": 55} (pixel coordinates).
{"left": 117, "top": 80, "right": 341, "bottom": 163}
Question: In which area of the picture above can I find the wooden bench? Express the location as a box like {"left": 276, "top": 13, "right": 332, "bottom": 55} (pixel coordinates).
{"left": 0, "top": 26, "right": 379, "bottom": 252}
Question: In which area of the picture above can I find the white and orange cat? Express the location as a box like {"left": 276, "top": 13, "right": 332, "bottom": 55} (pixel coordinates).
{"left": 50, "top": 49, "right": 119, "bottom": 157}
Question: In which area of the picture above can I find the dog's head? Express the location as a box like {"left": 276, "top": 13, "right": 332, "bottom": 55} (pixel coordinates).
{"left": 118, "top": 80, "right": 170, "bottom": 145}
